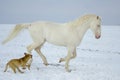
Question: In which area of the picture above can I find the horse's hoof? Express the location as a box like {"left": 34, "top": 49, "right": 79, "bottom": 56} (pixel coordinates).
{"left": 66, "top": 69, "right": 72, "bottom": 72}
{"left": 44, "top": 63, "right": 48, "bottom": 66}
{"left": 59, "top": 59, "right": 62, "bottom": 63}
{"left": 59, "top": 58, "right": 64, "bottom": 63}
{"left": 65, "top": 67, "right": 72, "bottom": 72}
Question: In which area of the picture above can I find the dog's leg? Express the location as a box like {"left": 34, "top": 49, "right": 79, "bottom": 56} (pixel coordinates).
{"left": 12, "top": 68, "right": 16, "bottom": 73}
{"left": 26, "top": 64, "right": 31, "bottom": 70}
{"left": 17, "top": 67, "right": 24, "bottom": 73}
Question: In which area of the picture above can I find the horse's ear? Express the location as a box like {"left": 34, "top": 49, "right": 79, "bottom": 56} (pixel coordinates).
{"left": 97, "top": 16, "right": 99, "bottom": 19}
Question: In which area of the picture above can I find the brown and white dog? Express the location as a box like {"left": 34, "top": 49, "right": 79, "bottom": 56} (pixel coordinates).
{"left": 4, "top": 53, "right": 32, "bottom": 73}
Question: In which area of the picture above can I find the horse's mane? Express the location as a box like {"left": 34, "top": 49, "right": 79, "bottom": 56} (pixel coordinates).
{"left": 66, "top": 14, "right": 97, "bottom": 27}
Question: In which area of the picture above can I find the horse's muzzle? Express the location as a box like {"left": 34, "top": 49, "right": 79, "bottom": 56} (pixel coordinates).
{"left": 95, "top": 35, "right": 101, "bottom": 39}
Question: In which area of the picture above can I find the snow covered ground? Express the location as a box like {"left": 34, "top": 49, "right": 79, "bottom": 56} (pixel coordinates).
{"left": 0, "top": 24, "right": 120, "bottom": 80}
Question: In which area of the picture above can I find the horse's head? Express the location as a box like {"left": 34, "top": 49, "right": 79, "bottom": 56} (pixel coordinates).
{"left": 90, "top": 16, "right": 101, "bottom": 39}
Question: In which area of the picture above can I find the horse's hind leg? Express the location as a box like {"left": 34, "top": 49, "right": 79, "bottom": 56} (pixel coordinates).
{"left": 35, "top": 45, "right": 48, "bottom": 66}
{"left": 27, "top": 42, "right": 41, "bottom": 53}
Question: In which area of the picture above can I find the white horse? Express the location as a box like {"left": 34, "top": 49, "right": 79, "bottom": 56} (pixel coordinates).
{"left": 2, "top": 14, "right": 101, "bottom": 72}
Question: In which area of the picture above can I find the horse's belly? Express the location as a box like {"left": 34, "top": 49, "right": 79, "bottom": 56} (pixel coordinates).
{"left": 45, "top": 34, "right": 80, "bottom": 47}
{"left": 46, "top": 36, "right": 67, "bottom": 46}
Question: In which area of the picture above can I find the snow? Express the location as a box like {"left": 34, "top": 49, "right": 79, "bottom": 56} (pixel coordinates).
{"left": 0, "top": 24, "right": 120, "bottom": 80}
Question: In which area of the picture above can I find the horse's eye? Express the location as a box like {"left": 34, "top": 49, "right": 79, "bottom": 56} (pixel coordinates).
{"left": 97, "top": 25, "right": 100, "bottom": 27}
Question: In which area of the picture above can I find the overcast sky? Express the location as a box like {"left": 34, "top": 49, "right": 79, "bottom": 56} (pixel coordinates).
{"left": 0, "top": 0, "right": 120, "bottom": 25}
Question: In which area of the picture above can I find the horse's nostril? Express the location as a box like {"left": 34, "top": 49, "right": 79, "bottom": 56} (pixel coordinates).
{"left": 95, "top": 35, "right": 101, "bottom": 39}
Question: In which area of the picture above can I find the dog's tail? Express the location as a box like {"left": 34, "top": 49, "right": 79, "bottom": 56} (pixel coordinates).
{"left": 4, "top": 63, "right": 9, "bottom": 72}
{"left": 2, "top": 24, "right": 31, "bottom": 44}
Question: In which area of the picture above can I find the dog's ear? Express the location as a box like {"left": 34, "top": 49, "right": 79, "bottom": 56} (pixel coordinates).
{"left": 24, "top": 52, "right": 27, "bottom": 55}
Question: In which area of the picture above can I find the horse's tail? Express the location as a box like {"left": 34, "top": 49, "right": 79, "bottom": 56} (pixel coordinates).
{"left": 2, "top": 24, "right": 30, "bottom": 44}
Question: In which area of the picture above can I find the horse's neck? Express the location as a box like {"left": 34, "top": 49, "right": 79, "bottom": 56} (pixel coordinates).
{"left": 68, "top": 19, "right": 90, "bottom": 33}
{"left": 75, "top": 19, "right": 91, "bottom": 40}
{"left": 68, "top": 15, "right": 91, "bottom": 26}
{"left": 77, "top": 25, "right": 89, "bottom": 39}
{"left": 67, "top": 16, "right": 92, "bottom": 39}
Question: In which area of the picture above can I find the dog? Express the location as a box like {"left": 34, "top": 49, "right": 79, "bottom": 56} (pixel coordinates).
{"left": 4, "top": 52, "right": 32, "bottom": 73}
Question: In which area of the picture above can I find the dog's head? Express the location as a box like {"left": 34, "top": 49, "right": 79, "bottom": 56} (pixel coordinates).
{"left": 23, "top": 52, "right": 32, "bottom": 63}
{"left": 24, "top": 52, "right": 32, "bottom": 58}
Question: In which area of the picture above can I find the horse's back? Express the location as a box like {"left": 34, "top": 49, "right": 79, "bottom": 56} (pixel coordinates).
{"left": 29, "top": 21, "right": 67, "bottom": 33}
{"left": 27, "top": 21, "right": 68, "bottom": 43}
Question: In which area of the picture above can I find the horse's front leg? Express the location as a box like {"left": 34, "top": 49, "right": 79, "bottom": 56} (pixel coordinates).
{"left": 65, "top": 54, "right": 71, "bottom": 72}
{"left": 65, "top": 47, "right": 76, "bottom": 72}
{"left": 59, "top": 57, "right": 66, "bottom": 63}
{"left": 59, "top": 49, "right": 76, "bottom": 63}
